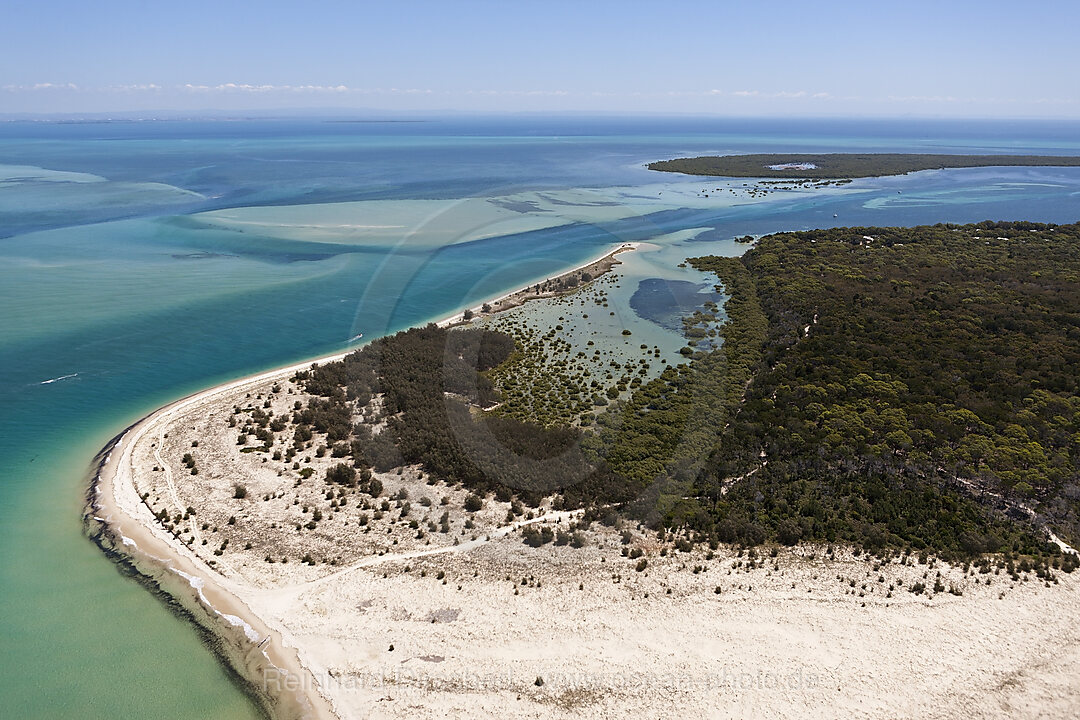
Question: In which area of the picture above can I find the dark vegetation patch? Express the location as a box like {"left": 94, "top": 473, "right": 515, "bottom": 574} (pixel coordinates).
{"left": 294, "top": 325, "right": 631, "bottom": 508}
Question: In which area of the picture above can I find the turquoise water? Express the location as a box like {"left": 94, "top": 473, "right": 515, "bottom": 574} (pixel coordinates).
{"left": 1, "top": 117, "right": 1079, "bottom": 718}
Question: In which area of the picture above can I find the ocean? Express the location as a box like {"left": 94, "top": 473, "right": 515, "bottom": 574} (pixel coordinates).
{"left": 1, "top": 115, "right": 1078, "bottom": 718}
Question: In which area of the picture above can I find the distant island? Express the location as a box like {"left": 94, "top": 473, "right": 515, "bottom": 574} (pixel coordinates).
{"left": 648, "top": 153, "right": 1080, "bottom": 178}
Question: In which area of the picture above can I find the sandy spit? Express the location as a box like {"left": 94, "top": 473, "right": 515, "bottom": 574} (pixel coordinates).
{"left": 436, "top": 242, "right": 640, "bottom": 327}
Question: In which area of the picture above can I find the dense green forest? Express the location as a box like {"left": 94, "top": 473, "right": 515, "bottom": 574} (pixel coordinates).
{"left": 293, "top": 325, "right": 629, "bottom": 508}
{"left": 647, "top": 153, "right": 1080, "bottom": 179}
{"left": 292, "top": 221, "right": 1080, "bottom": 561}
{"left": 686, "top": 221, "right": 1080, "bottom": 558}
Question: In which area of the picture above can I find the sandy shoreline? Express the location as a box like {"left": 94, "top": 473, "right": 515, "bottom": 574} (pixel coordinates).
{"left": 82, "top": 242, "right": 638, "bottom": 720}
{"left": 85, "top": 373, "right": 338, "bottom": 720}
{"left": 435, "top": 242, "right": 640, "bottom": 327}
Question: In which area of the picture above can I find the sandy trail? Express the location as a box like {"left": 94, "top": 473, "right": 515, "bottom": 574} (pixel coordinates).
{"left": 253, "top": 509, "right": 587, "bottom": 607}
{"left": 152, "top": 425, "right": 207, "bottom": 549}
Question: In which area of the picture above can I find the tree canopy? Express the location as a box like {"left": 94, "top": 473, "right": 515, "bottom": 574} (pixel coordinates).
{"left": 688, "top": 221, "right": 1080, "bottom": 557}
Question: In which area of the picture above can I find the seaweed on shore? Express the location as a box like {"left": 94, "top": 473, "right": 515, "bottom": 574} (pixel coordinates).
{"left": 83, "top": 438, "right": 278, "bottom": 720}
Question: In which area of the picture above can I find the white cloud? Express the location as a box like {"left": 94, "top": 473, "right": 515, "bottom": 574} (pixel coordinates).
{"left": 886, "top": 94, "right": 959, "bottom": 103}
{"left": 107, "top": 83, "right": 161, "bottom": 92}
{"left": 731, "top": 89, "right": 832, "bottom": 100}
{"left": 182, "top": 83, "right": 361, "bottom": 94}
{"left": 466, "top": 89, "right": 569, "bottom": 97}
{"left": 2, "top": 82, "right": 79, "bottom": 91}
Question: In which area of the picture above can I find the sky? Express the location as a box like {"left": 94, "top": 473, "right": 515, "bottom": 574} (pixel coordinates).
{"left": 2, "top": 0, "right": 1078, "bottom": 118}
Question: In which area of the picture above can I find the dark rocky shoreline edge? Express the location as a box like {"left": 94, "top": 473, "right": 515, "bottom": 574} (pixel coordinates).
{"left": 82, "top": 422, "right": 317, "bottom": 720}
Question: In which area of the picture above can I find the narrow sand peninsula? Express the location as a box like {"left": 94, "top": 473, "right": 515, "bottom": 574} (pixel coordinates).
{"left": 87, "top": 241, "right": 1080, "bottom": 720}
{"left": 437, "top": 242, "right": 640, "bottom": 327}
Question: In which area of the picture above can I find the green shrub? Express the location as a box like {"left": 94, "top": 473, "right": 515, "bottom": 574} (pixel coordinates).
{"left": 326, "top": 463, "right": 356, "bottom": 486}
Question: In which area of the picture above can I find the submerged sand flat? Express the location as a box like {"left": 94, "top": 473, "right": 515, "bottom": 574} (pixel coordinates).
{"left": 0, "top": 162, "right": 205, "bottom": 214}
{"left": 191, "top": 181, "right": 856, "bottom": 250}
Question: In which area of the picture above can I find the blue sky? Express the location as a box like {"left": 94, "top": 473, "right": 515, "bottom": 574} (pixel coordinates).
{"left": 2, "top": 0, "right": 1078, "bottom": 117}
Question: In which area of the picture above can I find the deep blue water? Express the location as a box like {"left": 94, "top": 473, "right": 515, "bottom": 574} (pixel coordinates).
{"left": 1, "top": 115, "right": 1079, "bottom": 719}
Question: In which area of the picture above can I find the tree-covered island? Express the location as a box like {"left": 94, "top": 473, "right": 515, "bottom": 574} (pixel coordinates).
{"left": 647, "top": 153, "right": 1080, "bottom": 179}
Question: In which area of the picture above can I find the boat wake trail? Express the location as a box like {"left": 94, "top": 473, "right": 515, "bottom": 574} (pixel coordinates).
{"left": 40, "top": 372, "right": 78, "bottom": 385}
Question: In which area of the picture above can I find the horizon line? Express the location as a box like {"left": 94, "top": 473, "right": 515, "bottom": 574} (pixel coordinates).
{"left": 3, "top": 108, "right": 1080, "bottom": 123}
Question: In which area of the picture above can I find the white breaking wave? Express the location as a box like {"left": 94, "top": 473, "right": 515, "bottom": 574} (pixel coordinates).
{"left": 221, "top": 613, "right": 262, "bottom": 642}
{"left": 171, "top": 568, "right": 261, "bottom": 643}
